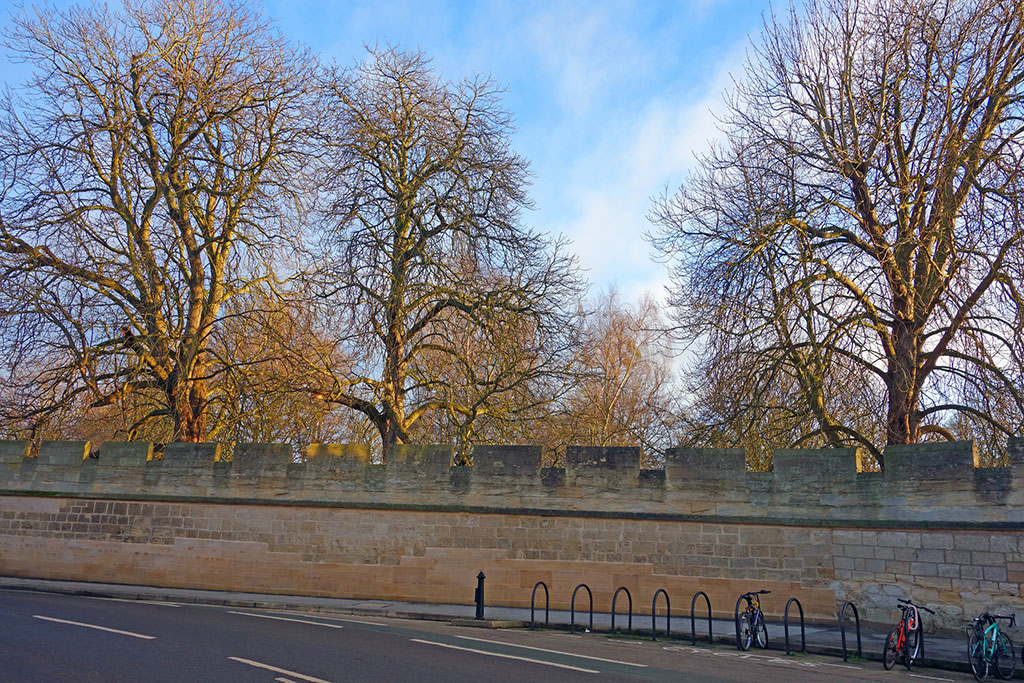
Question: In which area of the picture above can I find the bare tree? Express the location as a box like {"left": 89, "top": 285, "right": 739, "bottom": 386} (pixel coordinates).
{"left": 207, "top": 295, "right": 374, "bottom": 453}
{"left": 0, "top": 0, "right": 315, "bottom": 441}
{"left": 650, "top": 0, "right": 1024, "bottom": 460}
{"left": 556, "top": 290, "right": 682, "bottom": 466}
{"left": 311, "top": 47, "right": 584, "bottom": 461}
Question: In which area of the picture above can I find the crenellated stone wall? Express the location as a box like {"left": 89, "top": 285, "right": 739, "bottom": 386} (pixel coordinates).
{"left": 1, "top": 438, "right": 1022, "bottom": 630}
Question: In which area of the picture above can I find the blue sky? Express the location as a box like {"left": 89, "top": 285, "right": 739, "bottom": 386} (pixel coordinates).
{"left": 1, "top": 0, "right": 773, "bottom": 303}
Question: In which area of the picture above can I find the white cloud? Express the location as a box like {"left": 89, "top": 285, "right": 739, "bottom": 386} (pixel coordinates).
{"left": 545, "top": 39, "right": 746, "bottom": 307}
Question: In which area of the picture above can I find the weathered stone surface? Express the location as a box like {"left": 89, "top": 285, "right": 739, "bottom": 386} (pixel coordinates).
{"left": 162, "top": 442, "right": 219, "bottom": 465}
{"left": 665, "top": 447, "right": 746, "bottom": 482}
{"left": 95, "top": 442, "right": 153, "bottom": 466}
{"left": 389, "top": 444, "right": 451, "bottom": 469}
{"left": 0, "top": 441, "right": 30, "bottom": 465}
{"left": 883, "top": 440, "right": 976, "bottom": 480}
{"left": 472, "top": 445, "right": 541, "bottom": 475}
{"left": 233, "top": 443, "right": 292, "bottom": 473}
{"left": 566, "top": 446, "right": 640, "bottom": 470}
{"left": 306, "top": 443, "right": 370, "bottom": 463}
{"left": 37, "top": 441, "right": 90, "bottom": 465}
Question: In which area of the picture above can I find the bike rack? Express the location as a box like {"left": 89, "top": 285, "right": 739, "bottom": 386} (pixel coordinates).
{"left": 611, "top": 586, "right": 633, "bottom": 635}
{"left": 651, "top": 589, "right": 670, "bottom": 641}
{"left": 691, "top": 591, "right": 712, "bottom": 645}
{"left": 570, "top": 583, "right": 593, "bottom": 634}
{"left": 530, "top": 581, "right": 549, "bottom": 630}
{"left": 734, "top": 593, "right": 746, "bottom": 649}
{"left": 839, "top": 601, "right": 862, "bottom": 662}
{"left": 784, "top": 597, "right": 805, "bottom": 654}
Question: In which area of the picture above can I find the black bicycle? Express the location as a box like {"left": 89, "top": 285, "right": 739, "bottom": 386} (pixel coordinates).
{"left": 883, "top": 597, "right": 935, "bottom": 670}
{"left": 736, "top": 589, "right": 770, "bottom": 650}
{"left": 967, "top": 612, "right": 1016, "bottom": 680}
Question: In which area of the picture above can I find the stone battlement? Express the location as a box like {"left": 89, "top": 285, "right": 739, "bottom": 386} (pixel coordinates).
{"left": 2, "top": 438, "right": 1022, "bottom": 526}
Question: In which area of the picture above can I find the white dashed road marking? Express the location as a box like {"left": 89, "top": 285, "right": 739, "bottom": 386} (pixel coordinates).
{"left": 455, "top": 634, "right": 647, "bottom": 667}
{"left": 227, "top": 611, "right": 344, "bottom": 628}
{"left": 410, "top": 638, "right": 600, "bottom": 673}
{"left": 33, "top": 615, "right": 155, "bottom": 640}
{"left": 265, "top": 610, "right": 384, "bottom": 627}
{"left": 228, "top": 656, "right": 332, "bottom": 683}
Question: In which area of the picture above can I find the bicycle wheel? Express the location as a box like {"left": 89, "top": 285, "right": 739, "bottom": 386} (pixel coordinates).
{"left": 755, "top": 614, "right": 768, "bottom": 648}
{"left": 904, "top": 624, "right": 921, "bottom": 669}
{"left": 883, "top": 628, "right": 900, "bottom": 670}
{"left": 737, "top": 610, "right": 753, "bottom": 651}
{"left": 968, "top": 628, "right": 988, "bottom": 681}
{"left": 994, "top": 632, "right": 1016, "bottom": 680}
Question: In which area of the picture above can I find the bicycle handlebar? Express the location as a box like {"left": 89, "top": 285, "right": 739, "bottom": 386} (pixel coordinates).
{"left": 896, "top": 598, "right": 935, "bottom": 614}
{"left": 975, "top": 613, "right": 1017, "bottom": 627}
{"left": 740, "top": 589, "right": 771, "bottom": 597}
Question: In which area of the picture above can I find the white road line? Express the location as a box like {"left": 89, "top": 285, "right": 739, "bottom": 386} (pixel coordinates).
{"left": 410, "top": 638, "right": 600, "bottom": 674}
{"left": 455, "top": 634, "right": 647, "bottom": 667}
{"left": 275, "top": 678, "right": 297, "bottom": 683}
{"left": 33, "top": 615, "right": 155, "bottom": 640}
{"left": 227, "top": 611, "right": 344, "bottom": 628}
{"left": 265, "top": 610, "right": 384, "bottom": 627}
{"left": 820, "top": 662, "right": 863, "bottom": 670}
{"left": 228, "top": 657, "right": 331, "bottom": 683}
{"left": 86, "top": 596, "right": 182, "bottom": 607}
{"left": 908, "top": 675, "right": 954, "bottom": 682}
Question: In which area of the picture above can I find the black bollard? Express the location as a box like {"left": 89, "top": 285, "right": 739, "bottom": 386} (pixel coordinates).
{"left": 475, "top": 571, "right": 486, "bottom": 620}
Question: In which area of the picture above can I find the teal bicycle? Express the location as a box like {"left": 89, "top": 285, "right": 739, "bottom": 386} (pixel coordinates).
{"left": 967, "top": 612, "right": 1016, "bottom": 680}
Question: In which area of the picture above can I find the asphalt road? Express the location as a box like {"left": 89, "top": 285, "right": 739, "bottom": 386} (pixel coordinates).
{"left": 0, "top": 588, "right": 973, "bottom": 682}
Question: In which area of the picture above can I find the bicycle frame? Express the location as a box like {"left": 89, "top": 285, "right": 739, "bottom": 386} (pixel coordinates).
{"left": 973, "top": 619, "right": 1004, "bottom": 664}
{"left": 748, "top": 595, "right": 761, "bottom": 621}
{"left": 893, "top": 605, "right": 917, "bottom": 652}
{"left": 743, "top": 595, "right": 764, "bottom": 630}
{"left": 891, "top": 604, "right": 920, "bottom": 663}
{"left": 894, "top": 618, "right": 906, "bottom": 651}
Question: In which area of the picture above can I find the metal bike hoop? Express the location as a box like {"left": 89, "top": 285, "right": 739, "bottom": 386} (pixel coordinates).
{"left": 784, "top": 597, "right": 805, "bottom": 654}
{"left": 530, "top": 581, "right": 549, "bottom": 630}
{"left": 651, "top": 588, "right": 670, "bottom": 641}
{"left": 611, "top": 586, "right": 633, "bottom": 635}
{"left": 570, "top": 583, "right": 593, "bottom": 634}
{"left": 839, "top": 601, "right": 862, "bottom": 661}
{"left": 691, "top": 591, "right": 712, "bottom": 645}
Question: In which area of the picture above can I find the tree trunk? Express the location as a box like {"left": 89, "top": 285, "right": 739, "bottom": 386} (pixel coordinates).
{"left": 169, "top": 374, "right": 208, "bottom": 443}
{"left": 885, "top": 317, "right": 922, "bottom": 446}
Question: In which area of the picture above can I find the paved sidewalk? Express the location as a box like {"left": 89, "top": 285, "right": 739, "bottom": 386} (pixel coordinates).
{"left": 0, "top": 576, "right": 995, "bottom": 677}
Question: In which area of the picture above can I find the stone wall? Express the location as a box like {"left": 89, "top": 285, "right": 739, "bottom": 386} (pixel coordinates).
{"left": 0, "top": 438, "right": 1022, "bottom": 629}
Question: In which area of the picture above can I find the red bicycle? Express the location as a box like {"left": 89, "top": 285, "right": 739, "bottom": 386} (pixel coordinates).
{"left": 883, "top": 597, "right": 936, "bottom": 670}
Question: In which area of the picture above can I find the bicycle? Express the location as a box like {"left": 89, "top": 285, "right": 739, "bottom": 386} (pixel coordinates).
{"left": 966, "top": 612, "right": 1016, "bottom": 680}
{"left": 735, "top": 589, "right": 770, "bottom": 651}
{"left": 882, "top": 597, "right": 935, "bottom": 670}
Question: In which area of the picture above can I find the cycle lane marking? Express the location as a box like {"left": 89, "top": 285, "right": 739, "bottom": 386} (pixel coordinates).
{"left": 228, "top": 656, "right": 331, "bottom": 683}
{"left": 455, "top": 634, "right": 647, "bottom": 667}
{"left": 662, "top": 645, "right": 862, "bottom": 669}
{"left": 410, "top": 638, "right": 600, "bottom": 673}
{"left": 907, "top": 675, "right": 953, "bottom": 682}
{"left": 33, "top": 615, "right": 155, "bottom": 639}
